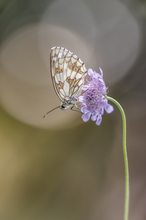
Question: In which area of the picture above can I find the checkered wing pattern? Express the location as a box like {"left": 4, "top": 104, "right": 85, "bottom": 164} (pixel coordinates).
{"left": 50, "top": 46, "right": 87, "bottom": 101}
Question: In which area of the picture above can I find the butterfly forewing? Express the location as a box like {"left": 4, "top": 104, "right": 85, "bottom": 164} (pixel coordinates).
{"left": 50, "top": 46, "right": 87, "bottom": 102}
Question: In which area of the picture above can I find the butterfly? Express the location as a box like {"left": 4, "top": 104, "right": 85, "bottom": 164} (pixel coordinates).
{"left": 43, "top": 46, "right": 87, "bottom": 117}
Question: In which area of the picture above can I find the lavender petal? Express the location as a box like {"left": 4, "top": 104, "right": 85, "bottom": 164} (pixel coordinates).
{"left": 91, "top": 114, "right": 97, "bottom": 121}
{"left": 81, "top": 112, "right": 91, "bottom": 122}
{"left": 81, "top": 106, "right": 88, "bottom": 114}
{"left": 105, "top": 103, "right": 114, "bottom": 114}
{"left": 78, "top": 96, "right": 84, "bottom": 102}
{"left": 96, "top": 115, "right": 102, "bottom": 126}
{"left": 87, "top": 68, "right": 94, "bottom": 76}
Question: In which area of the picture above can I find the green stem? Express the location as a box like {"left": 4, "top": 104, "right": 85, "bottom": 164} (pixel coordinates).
{"left": 106, "top": 96, "right": 129, "bottom": 220}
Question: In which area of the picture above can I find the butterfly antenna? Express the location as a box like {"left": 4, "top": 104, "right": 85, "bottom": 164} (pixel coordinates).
{"left": 42, "top": 105, "right": 60, "bottom": 118}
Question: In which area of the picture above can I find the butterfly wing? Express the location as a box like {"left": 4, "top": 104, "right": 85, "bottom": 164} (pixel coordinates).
{"left": 50, "top": 46, "right": 87, "bottom": 101}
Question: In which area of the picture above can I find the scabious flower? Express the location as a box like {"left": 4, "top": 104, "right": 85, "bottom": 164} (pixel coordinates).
{"left": 78, "top": 68, "right": 114, "bottom": 125}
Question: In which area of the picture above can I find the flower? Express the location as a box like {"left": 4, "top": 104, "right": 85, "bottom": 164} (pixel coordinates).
{"left": 78, "top": 68, "right": 114, "bottom": 125}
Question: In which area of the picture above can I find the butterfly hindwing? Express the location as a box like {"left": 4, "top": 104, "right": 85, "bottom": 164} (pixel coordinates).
{"left": 50, "top": 46, "right": 87, "bottom": 101}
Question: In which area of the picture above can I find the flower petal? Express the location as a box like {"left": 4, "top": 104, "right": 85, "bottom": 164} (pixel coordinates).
{"left": 98, "top": 107, "right": 104, "bottom": 115}
{"left": 93, "top": 71, "right": 101, "bottom": 79}
{"left": 96, "top": 115, "right": 102, "bottom": 126}
{"left": 87, "top": 68, "right": 94, "bottom": 76}
{"left": 78, "top": 96, "right": 84, "bottom": 102}
{"left": 81, "top": 112, "right": 91, "bottom": 122}
{"left": 91, "top": 114, "right": 97, "bottom": 121}
{"left": 81, "top": 106, "right": 88, "bottom": 114}
{"left": 81, "top": 85, "right": 89, "bottom": 91}
{"left": 105, "top": 103, "right": 114, "bottom": 114}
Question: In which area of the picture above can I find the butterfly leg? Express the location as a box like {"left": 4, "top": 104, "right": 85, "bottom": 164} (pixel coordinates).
{"left": 71, "top": 106, "right": 80, "bottom": 113}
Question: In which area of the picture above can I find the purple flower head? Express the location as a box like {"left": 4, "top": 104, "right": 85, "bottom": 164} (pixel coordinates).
{"left": 78, "top": 68, "right": 114, "bottom": 125}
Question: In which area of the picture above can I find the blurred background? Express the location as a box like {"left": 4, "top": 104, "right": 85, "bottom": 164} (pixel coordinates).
{"left": 0, "top": 0, "right": 146, "bottom": 219}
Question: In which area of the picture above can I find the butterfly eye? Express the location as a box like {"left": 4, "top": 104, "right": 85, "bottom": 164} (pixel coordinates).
{"left": 61, "top": 105, "right": 66, "bottom": 109}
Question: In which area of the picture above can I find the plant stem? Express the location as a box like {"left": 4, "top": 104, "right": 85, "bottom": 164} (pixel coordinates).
{"left": 106, "top": 96, "right": 129, "bottom": 220}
